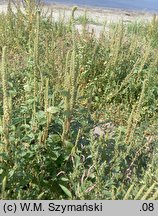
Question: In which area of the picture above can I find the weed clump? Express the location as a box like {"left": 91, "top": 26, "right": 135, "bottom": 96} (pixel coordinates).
{"left": 0, "top": 0, "right": 157, "bottom": 200}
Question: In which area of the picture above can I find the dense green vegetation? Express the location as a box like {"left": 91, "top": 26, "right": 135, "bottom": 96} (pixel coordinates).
{"left": 0, "top": 0, "right": 158, "bottom": 200}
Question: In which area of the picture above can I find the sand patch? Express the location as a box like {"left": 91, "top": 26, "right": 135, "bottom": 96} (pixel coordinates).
{"left": 0, "top": 1, "right": 156, "bottom": 37}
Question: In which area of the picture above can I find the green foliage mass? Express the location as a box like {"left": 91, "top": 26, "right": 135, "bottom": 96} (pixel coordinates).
{"left": 0, "top": 0, "right": 158, "bottom": 200}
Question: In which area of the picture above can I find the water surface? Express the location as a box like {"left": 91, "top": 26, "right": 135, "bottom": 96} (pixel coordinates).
{"left": 46, "top": 0, "right": 158, "bottom": 12}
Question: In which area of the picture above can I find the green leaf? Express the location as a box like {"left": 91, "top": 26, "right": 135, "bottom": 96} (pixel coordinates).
{"left": 24, "top": 84, "right": 31, "bottom": 92}
{"left": 47, "top": 106, "right": 60, "bottom": 114}
{"left": 65, "top": 141, "right": 73, "bottom": 151}
{"left": 37, "top": 192, "right": 45, "bottom": 200}
{"left": 60, "top": 90, "right": 70, "bottom": 97}
{"left": 0, "top": 126, "right": 3, "bottom": 133}
{"left": 60, "top": 177, "right": 69, "bottom": 182}
{"left": 59, "top": 184, "right": 72, "bottom": 198}
{"left": 9, "top": 170, "right": 15, "bottom": 177}
{"left": 0, "top": 153, "right": 8, "bottom": 160}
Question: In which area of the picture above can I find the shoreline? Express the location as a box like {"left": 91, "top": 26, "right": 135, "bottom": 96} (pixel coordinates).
{"left": 42, "top": 2, "right": 155, "bottom": 21}
{"left": 0, "top": 1, "right": 156, "bottom": 37}
{"left": 44, "top": 1, "right": 158, "bottom": 15}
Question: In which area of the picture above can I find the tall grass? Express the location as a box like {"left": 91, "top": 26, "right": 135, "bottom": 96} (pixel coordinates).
{"left": 0, "top": 0, "right": 158, "bottom": 199}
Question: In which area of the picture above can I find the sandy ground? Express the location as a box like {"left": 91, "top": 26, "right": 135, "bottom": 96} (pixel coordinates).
{"left": 0, "top": 1, "right": 157, "bottom": 37}
{"left": 44, "top": 3, "right": 156, "bottom": 36}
